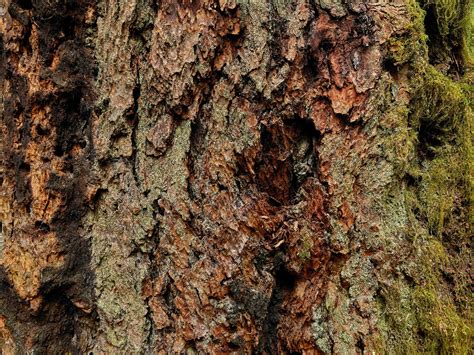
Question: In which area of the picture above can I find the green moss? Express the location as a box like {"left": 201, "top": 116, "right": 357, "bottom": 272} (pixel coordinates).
{"left": 412, "top": 240, "right": 472, "bottom": 354}
{"left": 418, "top": 0, "right": 473, "bottom": 65}
{"left": 409, "top": 64, "right": 472, "bottom": 236}
{"left": 383, "top": 105, "right": 417, "bottom": 176}
{"left": 410, "top": 65, "right": 468, "bottom": 134}
{"left": 459, "top": 0, "right": 473, "bottom": 64}
{"left": 377, "top": 1, "right": 473, "bottom": 351}
{"left": 379, "top": 239, "right": 473, "bottom": 354}
{"left": 412, "top": 286, "right": 472, "bottom": 354}
{"left": 378, "top": 281, "right": 418, "bottom": 353}
{"left": 424, "top": 0, "right": 465, "bottom": 37}
{"left": 387, "top": 0, "right": 427, "bottom": 65}
{"left": 395, "top": 64, "right": 472, "bottom": 237}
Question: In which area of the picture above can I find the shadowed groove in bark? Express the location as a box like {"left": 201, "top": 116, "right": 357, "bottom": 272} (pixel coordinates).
{"left": 129, "top": 67, "right": 141, "bottom": 186}
{"left": 259, "top": 260, "right": 297, "bottom": 354}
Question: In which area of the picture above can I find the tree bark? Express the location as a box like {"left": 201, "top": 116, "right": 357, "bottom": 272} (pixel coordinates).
{"left": 0, "top": 0, "right": 472, "bottom": 353}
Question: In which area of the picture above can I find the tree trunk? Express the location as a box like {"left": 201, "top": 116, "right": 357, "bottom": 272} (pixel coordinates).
{"left": 0, "top": 0, "right": 471, "bottom": 353}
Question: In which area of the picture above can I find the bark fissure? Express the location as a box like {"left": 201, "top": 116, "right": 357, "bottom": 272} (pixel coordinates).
{"left": 129, "top": 65, "right": 141, "bottom": 187}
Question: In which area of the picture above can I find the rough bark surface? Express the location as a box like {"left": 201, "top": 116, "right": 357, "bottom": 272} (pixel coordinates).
{"left": 0, "top": 0, "right": 472, "bottom": 353}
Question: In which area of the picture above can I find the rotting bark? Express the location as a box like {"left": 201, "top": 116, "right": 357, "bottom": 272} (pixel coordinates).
{"left": 0, "top": 0, "right": 472, "bottom": 353}
{"left": 0, "top": 0, "right": 98, "bottom": 351}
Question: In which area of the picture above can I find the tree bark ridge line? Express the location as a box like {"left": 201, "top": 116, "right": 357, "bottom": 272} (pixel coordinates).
{"left": 0, "top": 0, "right": 472, "bottom": 353}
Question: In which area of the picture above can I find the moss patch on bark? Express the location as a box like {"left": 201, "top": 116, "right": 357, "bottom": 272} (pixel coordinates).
{"left": 377, "top": 1, "right": 473, "bottom": 352}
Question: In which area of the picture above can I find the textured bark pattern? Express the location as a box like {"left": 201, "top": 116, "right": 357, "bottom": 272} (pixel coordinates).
{"left": 0, "top": 0, "right": 97, "bottom": 351}
{"left": 0, "top": 0, "right": 470, "bottom": 353}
